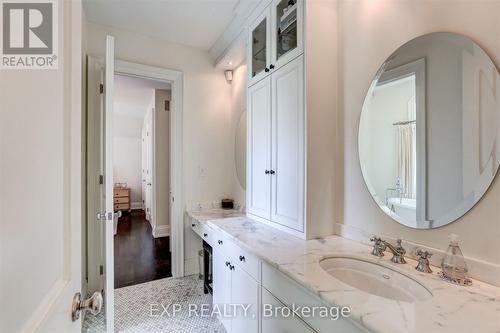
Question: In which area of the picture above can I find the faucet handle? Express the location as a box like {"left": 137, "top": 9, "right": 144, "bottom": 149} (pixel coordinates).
{"left": 415, "top": 249, "right": 433, "bottom": 273}
{"left": 416, "top": 249, "right": 432, "bottom": 259}
{"left": 395, "top": 239, "right": 406, "bottom": 254}
{"left": 370, "top": 235, "right": 386, "bottom": 257}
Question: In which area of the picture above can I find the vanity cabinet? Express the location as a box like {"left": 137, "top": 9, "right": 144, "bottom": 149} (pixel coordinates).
{"left": 248, "top": 0, "right": 304, "bottom": 86}
{"left": 213, "top": 249, "right": 260, "bottom": 333}
{"left": 248, "top": 55, "right": 305, "bottom": 233}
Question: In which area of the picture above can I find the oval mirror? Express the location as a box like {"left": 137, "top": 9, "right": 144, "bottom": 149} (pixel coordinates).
{"left": 359, "top": 32, "right": 499, "bottom": 229}
{"left": 235, "top": 111, "right": 247, "bottom": 190}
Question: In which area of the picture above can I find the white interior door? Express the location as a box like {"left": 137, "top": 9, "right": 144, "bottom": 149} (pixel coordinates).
{"left": 103, "top": 35, "right": 116, "bottom": 333}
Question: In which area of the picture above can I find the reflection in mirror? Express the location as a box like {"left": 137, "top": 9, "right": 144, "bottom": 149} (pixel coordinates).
{"left": 359, "top": 32, "right": 499, "bottom": 229}
{"left": 235, "top": 111, "right": 247, "bottom": 190}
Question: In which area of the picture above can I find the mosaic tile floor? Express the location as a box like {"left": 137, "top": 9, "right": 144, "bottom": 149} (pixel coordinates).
{"left": 83, "top": 275, "right": 225, "bottom": 333}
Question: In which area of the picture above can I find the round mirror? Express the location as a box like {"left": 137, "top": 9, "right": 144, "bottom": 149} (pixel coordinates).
{"left": 235, "top": 111, "right": 247, "bottom": 190}
{"left": 359, "top": 32, "right": 499, "bottom": 229}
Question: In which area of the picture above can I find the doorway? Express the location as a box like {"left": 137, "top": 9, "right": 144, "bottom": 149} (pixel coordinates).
{"left": 85, "top": 55, "right": 184, "bottom": 332}
{"left": 112, "top": 74, "right": 172, "bottom": 288}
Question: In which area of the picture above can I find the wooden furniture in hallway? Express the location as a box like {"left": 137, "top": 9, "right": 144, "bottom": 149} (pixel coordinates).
{"left": 114, "top": 187, "right": 131, "bottom": 212}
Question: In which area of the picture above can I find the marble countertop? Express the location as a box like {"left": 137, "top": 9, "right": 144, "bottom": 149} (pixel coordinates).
{"left": 187, "top": 211, "right": 500, "bottom": 333}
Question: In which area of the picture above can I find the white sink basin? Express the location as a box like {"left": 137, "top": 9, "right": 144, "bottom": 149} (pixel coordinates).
{"left": 319, "top": 256, "right": 432, "bottom": 303}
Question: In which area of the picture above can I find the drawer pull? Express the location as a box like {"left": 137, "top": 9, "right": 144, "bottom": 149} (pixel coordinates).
{"left": 239, "top": 255, "right": 245, "bottom": 262}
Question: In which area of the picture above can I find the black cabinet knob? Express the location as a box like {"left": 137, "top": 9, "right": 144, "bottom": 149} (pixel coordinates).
{"left": 203, "top": 233, "right": 207, "bottom": 237}
{"left": 226, "top": 261, "right": 230, "bottom": 266}
{"left": 191, "top": 224, "right": 195, "bottom": 227}
{"left": 264, "top": 67, "right": 270, "bottom": 72}
{"left": 270, "top": 170, "right": 276, "bottom": 175}
{"left": 218, "top": 240, "right": 223, "bottom": 245}
{"left": 270, "top": 64, "right": 275, "bottom": 69}
{"left": 265, "top": 170, "right": 270, "bottom": 174}
{"left": 230, "top": 265, "right": 235, "bottom": 270}
{"left": 239, "top": 255, "right": 245, "bottom": 262}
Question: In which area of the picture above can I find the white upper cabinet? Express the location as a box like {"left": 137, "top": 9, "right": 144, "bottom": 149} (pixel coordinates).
{"left": 271, "top": 0, "right": 304, "bottom": 69}
{"left": 247, "top": 77, "right": 273, "bottom": 220}
{"left": 248, "top": 0, "right": 303, "bottom": 86}
{"left": 271, "top": 56, "right": 304, "bottom": 232}
{"left": 248, "top": 9, "right": 271, "bottom": 86}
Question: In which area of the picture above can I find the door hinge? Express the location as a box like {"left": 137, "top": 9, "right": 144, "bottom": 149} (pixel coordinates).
{"left": 99, "top": 83, "right": 104, "bottom": 94}
{"left": 99, "top": 265, "right": 103, "bottom": 275}
{"left": 99, "top": 174, "right": 104, "bottom": 184}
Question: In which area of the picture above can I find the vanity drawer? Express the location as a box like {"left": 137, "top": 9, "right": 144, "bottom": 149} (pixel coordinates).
{"left": 228, "top": 240, "right": 260, "bottom": 281}
{"left": 190, "top": 218, "right": 202, "bottom": 237}
{"left": 199, "top": 224, "right": 215, "bottom": 246}
{"left": 212, "top": 230, "right": 229, "bottom": 253}
{"left": 261, "top": 287, "right": 316, "bottom": 333}
{"left": 262, "top": 262, "right": 365, "bottom": 333}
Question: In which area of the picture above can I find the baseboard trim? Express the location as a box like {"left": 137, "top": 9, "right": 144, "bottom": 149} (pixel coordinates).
{"left": 153, "top": 224, "right": 170, "bottom": 238}
{"left": 334, "top": 222, "right": 500, "bottom": 287}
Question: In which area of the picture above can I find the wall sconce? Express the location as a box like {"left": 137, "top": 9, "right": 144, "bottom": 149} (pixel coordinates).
{"left": 224, "top": 70, "right": 233, "bottom": 83}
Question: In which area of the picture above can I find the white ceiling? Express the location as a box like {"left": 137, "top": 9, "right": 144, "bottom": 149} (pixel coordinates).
{"left": 83, "top": 0, "right": 240, "bottom": 51}
{"left": 114, "top": 74, "right": 170, "bottom": 138}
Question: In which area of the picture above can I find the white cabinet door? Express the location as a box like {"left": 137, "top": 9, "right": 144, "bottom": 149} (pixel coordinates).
{"left": 271, "top": 0, "right": 304, "bottom": 71}
{"left": 248, "top": 76, "right": 272, "bottom": 220}
{"left": 271, "top": 55, "right": 305, "bottom": 232}
{"left": 231, "top": 266, "right": 260, "bottom": 333}
{"left": 213, "top": 250, "right": 232, "bottom": 332}
{"left": 261, "top": 288, "right": 315, "bottom": 333}
{"left": 248, "top": 8, "right": 271, "bottom": 86}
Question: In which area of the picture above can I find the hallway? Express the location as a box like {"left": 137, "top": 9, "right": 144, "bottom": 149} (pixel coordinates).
{"left": 114, "top": 210, "right": 172, "bottom": 288}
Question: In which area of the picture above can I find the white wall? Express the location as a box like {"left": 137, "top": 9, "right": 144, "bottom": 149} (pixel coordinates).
{"left": 113, "top": 102, "right": 145, "bottom": 205}
{"left": 85, "top": 22, "right": 232, "bottom": 274}
{"left": 337, "top": 0, "right": 500, "bottom": 282}
{"left": 230, "top": 64, "right": 248, "bottom": 207}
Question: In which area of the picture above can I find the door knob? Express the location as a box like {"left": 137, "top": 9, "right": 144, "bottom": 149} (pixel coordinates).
{"left": 72, "top": 291, "right": 103, "bottom": 321}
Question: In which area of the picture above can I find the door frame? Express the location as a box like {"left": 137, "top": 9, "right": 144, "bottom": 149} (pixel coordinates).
{"left": 86, "top": 59, "right": 185, "bottom": 289}
{"left": 114, "top": 60, "right": 185, "bottom": 278}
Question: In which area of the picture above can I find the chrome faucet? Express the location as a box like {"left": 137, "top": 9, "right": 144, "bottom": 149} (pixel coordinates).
{"left": 385, "top": 178, "right": 406, "bottom": 206}
{"left": 384, "top": 239, "right": 406, "bottom": 264}
{"left": 370, "top": 236, "right": 406, "bottom": 264}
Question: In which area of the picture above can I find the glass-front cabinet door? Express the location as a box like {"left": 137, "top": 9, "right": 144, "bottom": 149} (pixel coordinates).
{"left": 248, "top": 9, "right": 271, "bottom": 86}
{"left": 271, "top": 0, "right": 303, "bottom": 69}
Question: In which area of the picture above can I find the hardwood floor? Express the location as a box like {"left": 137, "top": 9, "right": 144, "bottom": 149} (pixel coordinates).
{"left": 114, "top": 209, "right": 172, "bottom": 288}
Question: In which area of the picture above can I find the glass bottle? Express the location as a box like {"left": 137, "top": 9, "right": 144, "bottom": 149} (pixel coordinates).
{"left": 441, "top": 234, "right": 468, "bottom": 281}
